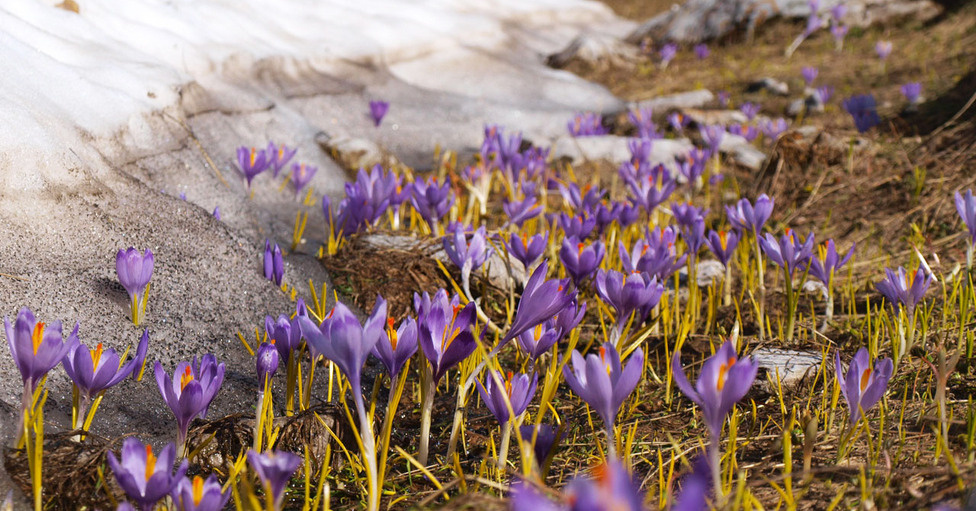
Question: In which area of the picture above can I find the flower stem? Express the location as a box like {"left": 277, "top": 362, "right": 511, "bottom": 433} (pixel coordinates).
{"left": 497, "top": 422, "right": 512, "bottom": 471}
{"left": 418, "top": 368, "right": 435, "bottom": 467}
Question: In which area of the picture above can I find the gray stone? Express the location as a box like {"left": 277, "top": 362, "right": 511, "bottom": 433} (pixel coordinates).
{"left": 627, "top": 0, "right": 940, "bottom": 45}
{"left": 752, "top": 347, "right": 823, "bottom": 389}
{"left": 551, "top": 134, "right": 694, "bottom": 169}
{"left": 632, "top": 90, "right": 715, "bottom": 113}
{"left": 719, "top": 133, "right": 767, "bottom": 170}
{"left": 747, "top": 77, "right": 790, "bottom": 96}
{"left": 680, "top": 108, "right": 749, "bottom": 126}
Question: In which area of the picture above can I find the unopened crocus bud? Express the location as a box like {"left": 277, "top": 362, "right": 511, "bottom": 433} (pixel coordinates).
{"left": 263, "top": 240, "right": 284, "bottom": 286}
{"left": 369, "top": 100, "right": 389, "bottom": 127}
{"left": 256, "top": 341, "right": 279, "bottom": 387}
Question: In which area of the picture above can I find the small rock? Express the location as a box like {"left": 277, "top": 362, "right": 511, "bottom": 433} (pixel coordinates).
{"left": 680, "top": 108, "right": 748, "bottom": 126}
{"left": 547, "top": 33, "right": 640, "bottom": 69}
{"left": 786, "top": 90, "right": 825, "bottom": 117}
{"left": 747, "top": 77, "right": 789, "bottom": 96}
{"left": 360, "top": 232, "right": 524, "bottom": 289}
{"left": 718, "top": 133, "right": 766, "bottom": 170}
{"left": 752, "top": 347, "right": 823, "bottom": 390}
{"left": 316, "top": 132, "right": 386, "bottom": 173}
{"left": 551, "top": 134, "right": 693, "bottom": 168}
{"left": 632, "top": 90, "right": 715, "bottom": 113}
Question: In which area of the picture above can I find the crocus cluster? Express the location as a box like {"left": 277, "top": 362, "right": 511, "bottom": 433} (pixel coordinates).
{"left": 155, "top": 354, "right": 226, "bottom": 454}
{"left": 568, "top": 112, "right": 608, "bottom": 137}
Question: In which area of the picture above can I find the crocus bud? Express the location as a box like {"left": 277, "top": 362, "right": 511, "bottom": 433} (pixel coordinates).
{"left": 256, "top": 341, "right": 279, "bottom": 387}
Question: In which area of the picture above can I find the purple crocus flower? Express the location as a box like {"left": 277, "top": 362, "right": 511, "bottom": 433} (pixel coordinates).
{"left": 672, "top": 455, "right": 711, "bottom": 511}
{"left": 108, "top": 438, "right": 188, "bottom": 511}
{"left": 740, "top": 102, "right": 760, "bottom": 121}
{"left": 369, "top": 100, "right": 389, "bottom": 127}
{"left": 677, "top": 149, "right": 708, "bottom": 185}
{"left": 372, "top": 316, "right": 418, "bottom": 379}
{"left": 621, "top": 228, "right": 687, "bottom": 281}
{"left": 290, "top": 163, "right": 317, "bottom": 197}
{"left": 507, "top": 232, "right": 548, "bottom": 272}
{"left": 759, "top": 229, "right": 816, "bottom": 278}
{"left": 63, "top": 326, "right": 148, "bottom": 406}
{"left": 247, "top": 449, "right": 302, "bottom": 510}
{"left": 265, "top": 314, "right": 302, "bottom": 364}
{"left": 518, "top": 423, "right": 564, "bottom": 473}
{"left": 503, "top": 196, "right": 542, "bottom": 227}
{"left": 172, "top": 474, "right": 231, "bottom": 511}
{"left": 256, "top": 341, "right": 279, "bottom": 386}
{"left": 668, "top": 112, "right": 689, "bottom": 132}
{"left": 717, "top": 91, "right": 730, "bottom": 108}
{"left": 831, "top": 24, "right": 849, "bottom": 46}
{"left": 299, "top": 298, "right": 386, "bottom": 396}
{"left": 557, "top": 182, "right": 603, "bottom": 212}
{"left": 5, "top": 308, "right": 73, "bottom": 392}
{"left": 875, "top": 266, "right": 931, "bottom": 316}
{"left": 154, "top": 354, "right": 226, "bottom": 451}
{"left": 801, "top": 66, "right": 818, "bottom": 86}
{"left": 699, "top": 125, "right": 726, "bottom": 154}
{"left": 266, "top": 142, "right": 297, "bottom": 178}
{"left": 236, "top": 146, "right": 269, "bottom": 192}
{"left": 515, "top": 321, "right": 563, "bottom": 361}
{"left": 672, "top": 340, "right": 758, "bottom": 437}
{"left": 759, "top": 118, "right": 789, "bottom": 141}
{"left": 568, "top": 112, "right": 608, "bottom": 137}
{"left": 627, "top": 108, "right": 658, "bottom": 139}
{"left": 726, "top": 194, "right": 774, "bottom": 235}
{"left": 622, "top": 162, "right": 676, "bottom": 214}
{"left": 212, "top": 206, "right": 221, "bottom": 220}
{"left": 263, "top": 240, "right": 284, "bottom": 287}
{"left": 659, "top": 43, "right": 678, "bottom": 68}
{"left": 842, "top": 94, "right": 881, "bottom": 133}
{"left": 955, "top": 190, "right": 976, "bottom": 245}
{"left": 875, "top": 40, "right": 893, "bottom": 61}
{"left": 831, "top": 3, "right": 847, "bottom": 21}
{"left": 594, "top": 269, "right": 664, "bottom": 330}
{"left": 694, "top": 43, "right": 709, "bottom": 60}
{"left": 562, "top": 342, "right": 643, "bottom": 453}
{"left": 816, "top": 85, "right": 835, "bottom": 104}
{"left": 415, "top": 290, "right": 477, "bottom": 383}
{"left": 901, "top": 82, "right": 922, "bottom": 104}
{"left": 835, "top": 348, "right": 893, "bottom": 424}
{"left": 117, "top": 247, "right": 154, "bottom": 326}
{"left": 559, "top": 237, "right": 606, "bottom": 286}
{"left": 706, "top": 230, "right": 739, "bottom": 267}
{"left": 806, "top": 240, "right": 855, "bottom": 287}
{"left": 443, "top": 225, "right": 493, "bottom": 275}
{"left": 504, "top": 260, "right": 575, "bottom": 345}
{"left": 476, "top": 371, "right": 538, "bottom": 425}
{"left": 410, "top": 177, "right": 453, "bottom": 230}
{"left": 556, "top": 212, "right": 597, "bottom": 240}
{"left": 509, "top": 460, "right": 643, "bottom": 511}
{"left": 727, "top": 123, "right": 760, "bottom": 142}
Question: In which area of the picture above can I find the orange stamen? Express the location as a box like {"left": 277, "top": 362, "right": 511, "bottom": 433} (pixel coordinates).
{"left": 249, "top": 147, "right": 256, "bottom": 167}
{"left": 860, "top": 368, "right": 872, "bottom": 392}
{"left": 192, "top": 475, "right": 205, "bottom": 505}
{"left": 387, "top": 318, "right": 398, "bottom": 350}
{"left": 717, "top": 356, "right": 737, "bottom": 391}
{"left": 180, "top": 366, "right": 194, "bottom": 392}
{"left": 719, "top": 231, "right": 728, "bottom": 251}
{"left": 90, "top": 343, "right": 104, "bottom": 369}
{"left": 31, "top": 322, "right": 46, "bottom": 355}
{"left": 577, "top": 243, "right": 585, "bottom": 256}
{"left": 145, "top": 445, "right": 157, "bottom": 482}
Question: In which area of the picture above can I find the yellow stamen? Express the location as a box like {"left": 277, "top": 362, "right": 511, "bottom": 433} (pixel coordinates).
{"left": 505, "top": 371, "right": 514, "bottom": 397}
{"left": 31, "top": 322, "right": 46, "bottom": 355}
{"left": 249, "top": 147, "right": 256, "bottom": 167}
{"left": 90, "top": 343, "right": 104, "bottom": 370}
{"left": 533, "top": 324, "right": 543, "bottom": 342}
{"left": 145, "top": 445, "right": 157, "bottom": 482}
{"left": 180, "top": 366, "right": 194, "bottom": 392}
{"left": 577, "top": 242, "right": 585, "bottom": 256}
{"left": 719, "top": 231, "right": 728, "bottom": 251}
{"left": 192, "top": 475, "right": 205, "bottom": 505}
